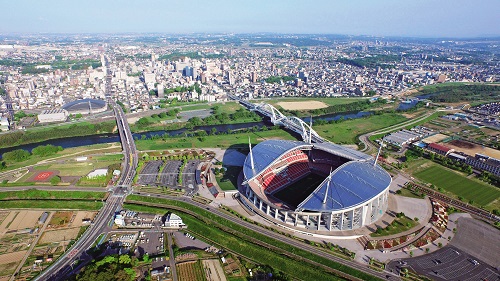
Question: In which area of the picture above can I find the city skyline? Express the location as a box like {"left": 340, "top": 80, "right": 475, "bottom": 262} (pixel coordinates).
{"left": 1, "top": 0, "right": 499, "bottom": 38}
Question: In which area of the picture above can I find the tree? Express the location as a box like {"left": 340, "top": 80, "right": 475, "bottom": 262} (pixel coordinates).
{"left": 0, "top": 161, "right": 6, "bottom": 170}
{"left": 2, "top": 149, "right": 30, "bottom": 162}
{"left": 136, "top": 117, "right": 151, "bottom": 127}
{"left": 50, "top": 176, "right": 61, "bottom": 185}
{"left": 119, "top": 254, "right": 131, "bottom": 264}
{"left": 32, "top": 144, "right": 63, "bottom": 157}
{"left": 142, "top": 253, "right": 150, "bottom": 262}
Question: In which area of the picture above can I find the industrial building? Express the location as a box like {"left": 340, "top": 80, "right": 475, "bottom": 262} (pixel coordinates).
{"left": 37, "top": 109, "right": 68, "bottom": 123}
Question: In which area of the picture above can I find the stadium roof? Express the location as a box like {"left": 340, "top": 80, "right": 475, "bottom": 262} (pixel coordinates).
{"left": 243, "top": 139, "right": 373, "bottom": 181}
{"left": 297, "top": 161, "right": 391, "bottom": 212}
{"left": 312, "top": 142, "right": 372, "bottom": 161}
{"left": 62, "top": 98, "right": 107, "bottom": 112}
{"left": 243, "top": 140, "right": 312, "bottom": 180}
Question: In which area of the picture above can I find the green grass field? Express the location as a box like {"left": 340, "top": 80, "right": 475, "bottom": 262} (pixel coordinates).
{"left": 0, "top": 200, "right": 103, "bottom": 210}
{"left": 414, "top": 164, "right": 500, "bottom": 206}
{"left": 370, "top": 216, "right": 418, "bottom": 237}
{"left": 136, "top": 129, "right": 297, "bottom": 150}
{"left": 314, "top": 113, "right": 408, "bottom": 144}
{"left": 216, "top": 166, "right": 241, "bottom": 190}
{"left": 261, "top": 97, "right": 369, "bottom": 107}
{"left": 1, "top": 143, "right": 122, "bottom": 172}
{"left": 0, "top": 189, "right": 106, "bottom": 200}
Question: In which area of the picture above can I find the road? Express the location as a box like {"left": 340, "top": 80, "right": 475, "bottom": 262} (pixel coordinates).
{"left": 129, "top": 192, "right": 396, "bottom": 281}
{"left": 166, "top": 232, "right": 178, "bottom": 281}
{"left": 33, "top": 55, "right": 139, "bottom": 281}
{"left": 358, "top": 110, "right": 441, "bottom": 153}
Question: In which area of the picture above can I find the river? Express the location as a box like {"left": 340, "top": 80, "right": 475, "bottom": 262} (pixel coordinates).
{"left": 0, "top": 111, "right": 372, "bottom": 157}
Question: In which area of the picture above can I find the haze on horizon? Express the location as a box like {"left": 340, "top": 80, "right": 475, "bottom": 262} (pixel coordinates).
{"left": 1, "top": 0, "right": 499, "bottom": 38}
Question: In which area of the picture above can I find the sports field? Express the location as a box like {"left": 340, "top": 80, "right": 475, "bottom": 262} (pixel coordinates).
{"left": 414, "top": 165, "right": 500, "bottom": 206}
{"left": 273, "top": 173, "right": 325, "bottom": 208}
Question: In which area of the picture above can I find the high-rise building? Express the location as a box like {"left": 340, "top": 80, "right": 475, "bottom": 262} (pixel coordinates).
{"left": 183, "top": 66, "right": 194, "bottom": 77}
{"left": 251, "top": 72, "right": 258, "bottom": 83}
{"left": 228, "top": 71, "right": 235, "bottom": 85}
{"left": 200, "top": 72, "right": 207, "bottom": 84}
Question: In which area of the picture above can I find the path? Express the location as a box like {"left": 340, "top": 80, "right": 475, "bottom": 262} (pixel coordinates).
{"left": 10, "top": 212, "right": 54, "bottom": 281}
{"left": 166, "top": 232, "right": 178, "bottom": 281}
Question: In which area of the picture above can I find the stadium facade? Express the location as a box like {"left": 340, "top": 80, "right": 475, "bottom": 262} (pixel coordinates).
{"left": 241, "top": 140, "right": 391, "bottom": 232}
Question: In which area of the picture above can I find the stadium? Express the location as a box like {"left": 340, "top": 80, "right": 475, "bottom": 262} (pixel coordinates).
{"left": 241, "top": 140, "right": 391, "bottom": 232}
{"left": 62, "top": 98, "right": 107, "bottom": 115}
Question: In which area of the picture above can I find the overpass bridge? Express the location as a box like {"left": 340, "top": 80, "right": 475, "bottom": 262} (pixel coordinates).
{"left": 228, "top": 94, "right": 324, "bottom": 143}
{"left": 33, "top": 56, "right": 139, "bottom": 281}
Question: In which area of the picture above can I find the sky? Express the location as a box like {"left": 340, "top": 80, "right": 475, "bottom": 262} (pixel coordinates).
{"left": 1, "top": 0, "right": 499, "bottom": 38}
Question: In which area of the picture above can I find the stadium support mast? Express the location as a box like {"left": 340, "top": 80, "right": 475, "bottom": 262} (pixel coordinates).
{"left": 374, "top": 139, "right": 384, "bottom": 167}
{"left": 249, "top": 137, "right": 255, "bottom": 171}
{"left": 323, "top": 167, "right": 333, "bottom": 204}
{"left": 88, "top": 100, "right": 93, "bottom": 115}
{"left": 309, "top": 116, "right": 313, "bottom": 144}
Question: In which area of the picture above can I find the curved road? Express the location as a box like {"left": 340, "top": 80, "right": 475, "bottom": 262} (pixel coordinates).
{"left": 358, "top": 110, "right": 443, "bottom": 153}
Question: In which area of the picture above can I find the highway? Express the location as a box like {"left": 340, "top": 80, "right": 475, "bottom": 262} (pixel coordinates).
{"left": 33, "top": 55, "right": 139, "bottom": 281}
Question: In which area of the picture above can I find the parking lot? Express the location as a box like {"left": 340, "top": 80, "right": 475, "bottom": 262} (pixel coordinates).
{"left": 182, "top": 160, "right": 200, "bottom": 195}
{"left": 173, "top": 231, "right": 210, "bottom": 250}
{"left": 159, "top": 161, "right": 182, "bottom": 187}
{"left": 137, "top": 161, "right": 162, "bottom": 185}
{"left": 387, "top": 246, "right": 500, "bottom": 280}
{"left": 135, "top": 231, "right": 165, "bottom": 257}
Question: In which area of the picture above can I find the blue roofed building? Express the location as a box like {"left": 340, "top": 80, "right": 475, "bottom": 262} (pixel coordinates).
{"left": 241, "top": 139, "right": 391, "bottom": 232}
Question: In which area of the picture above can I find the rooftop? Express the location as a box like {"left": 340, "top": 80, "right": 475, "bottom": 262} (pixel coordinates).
{"left": 297, "top": 161, "right": 391, "bottom": 212}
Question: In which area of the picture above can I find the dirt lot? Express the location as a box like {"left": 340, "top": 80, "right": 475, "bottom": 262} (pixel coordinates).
{"left": 5, "top": 211, "right": 43, "bottom": 231}
{"left": 48, "top": 211, "right": 73, "bottom": 228}
{"left": 421, "top": 133, "right": 449, "bottom": 144}
{"left": 0, "top": 251, "right": 26, "bottom": 277}
{"left": 0, "top": 212, "right": 9, "bottom": 225}
{"left": 0, "top": 261, "right": 18, "bottom": 279}
{"left": 38, "top": 227, "right": 80, "bottom": 245}
{"left": 71, "top": 211, "right": 96, "bottom": 228}
{"left": 0, "top": 251, "right": 26, "bottom": 265}
{"left": 277, "top": 101, "right": 328, "bottom": 110}
{"left": 202, "top": 259, "right": 227, "bottom": 281}
{"left": 0, "top": 212, "right": 16, "bottom": 234}
{"left": 447, "top": 140, "right": 500, "bottom": 158}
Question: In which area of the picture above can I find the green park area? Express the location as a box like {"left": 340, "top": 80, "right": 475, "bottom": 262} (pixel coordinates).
{"left": 0, "top": 189, "right": 106, "bottom": 200}
{"left": 411, "top": 160, "right": 500, "bottom": 209}
{"left": 370, "top": 215, "right": 419, "bottom": 238}
{"left": 215, "top": 166, "right": 240, "bottom": 190}
{"left": 135, "top": 128, "right": 297, "bottom": 150}
{"left": 314, "top": 113, "right": 408, "bottom": 144}
{"left": 0, "top": 121, "right": 116, "bottom": 149}
{"left": 263, "top": 97, "right": 369, "bottom": 107}
{"left": 411, "top": 83, "right": 500, "bottom": 105}
{"left": 0, "top": 189, "right": 106, "bottom": 210}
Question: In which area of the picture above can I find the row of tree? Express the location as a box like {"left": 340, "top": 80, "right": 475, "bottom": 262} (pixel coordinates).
{"left": 2, "top": 145, "right": 63, "bottom": 162}
{"left": 185, "top": 108, "right": 261, "bottom": 129}
{"left": 0, "top": 121, "right": 115, "bottom": 148}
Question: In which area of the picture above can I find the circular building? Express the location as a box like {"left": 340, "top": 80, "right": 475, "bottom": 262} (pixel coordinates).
{"left": 242, "top": 140, "right": 391, "bottom": 232}
{"left": 62, "top": 98, "right": 107, "bottom": 115}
